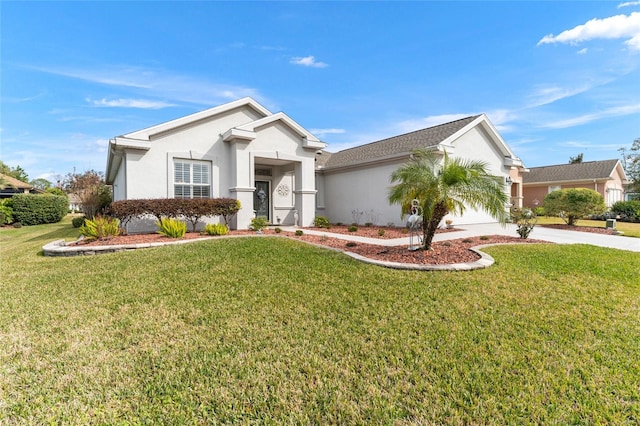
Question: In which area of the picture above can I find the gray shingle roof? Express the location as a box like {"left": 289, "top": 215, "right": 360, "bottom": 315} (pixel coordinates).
{"left": 523, "top": 159, "right": 620, "bottom": 184}
{"left": 320, "top": 115, "right": 480, "bottom": 170}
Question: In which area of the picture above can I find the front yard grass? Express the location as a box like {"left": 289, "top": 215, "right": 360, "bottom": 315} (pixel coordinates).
{"left": 1, "top": 217, "right": 639, "bottom": 423}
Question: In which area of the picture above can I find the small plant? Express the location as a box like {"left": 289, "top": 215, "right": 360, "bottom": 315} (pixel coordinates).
{"left": 442, "top": 241, "right": 451, "bottom": 247}
{"left": 364, "top": 222, "right": 373, "bottom": 227}
{"left": 295, "top": 229, "right": 303, "bottom": 236}
{"left": 313, "top": 216, "right": 331, "bottom": 228}
{"left": 351, "top": 209, "right": 363, "bottom": 226}
{"left": 274, "top": 227, "right": 282, "bottom": 234}
{"left": 156, "top": 218, "right": 187, "bottom": 238}
{"left": 320, "top": 234, "right": 328, "bottom": 242}
{"left": 249, "top": 216, "right": 269, "bottom": 232}
{"left": 80, "top": 215, "right": 121, "bottom": 241}
{"left": 348, "top": 225, "right": 358, "bottom": 232}
{"left": 72, "top": 216, "right": 86, "bottom": 228}
{"left": 345, "top": 241, "right": 357, "bottom": 247}
{"left": 203, "top": 223, "right": 228, "bottom": 236}
{"left": 378, "top": 229, "right": 385, "bottom": 237}
{"left": 445, "top": 219, "right": 453, "bottom": 229}
{"left": 401, "top": 228, "right": 409, "bottom": 234}
{"left": 12, "top": 222, "right": 22, "bottom": 228}
{"left": 335, "top": 222, "right": 343, "bottom": 226}
{"left": 511, "top": 207, "right": 537, "bottom": 239}
{"left": 480, "top": 235, "right": 489, "bottom": 241}
{"left": 462, "top": 238, "right": 473, "bottom": 243}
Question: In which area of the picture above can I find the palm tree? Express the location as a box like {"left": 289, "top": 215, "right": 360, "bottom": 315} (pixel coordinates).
{"left": 388, "top": 149, "right": 509, "bottom": 250}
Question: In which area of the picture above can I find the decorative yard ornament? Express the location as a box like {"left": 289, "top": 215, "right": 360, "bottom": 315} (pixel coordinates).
{"left": 406, "top": 199, "right": 424, "bottom": 251}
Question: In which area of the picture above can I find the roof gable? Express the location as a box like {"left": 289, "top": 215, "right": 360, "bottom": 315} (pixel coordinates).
{"left": 231, "top": 112, "right": 326, "bottom": 149}
{"left": 523, "top": 159, "right": 624, "bottom": 184}
{"left": 124, "top": 97, "right": 271, "bottom": 141}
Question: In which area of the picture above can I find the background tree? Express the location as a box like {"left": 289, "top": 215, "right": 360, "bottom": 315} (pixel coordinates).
{"left": 30, "top": 178, "right": 52, "bottom": 191}
{"left": 0, "top": 160, "right": 29, "bottom": 183}
{"left": 388, "top": 149, "right": 508, "bottom": 250}
{"left": 619, "top": 138, "right": 640, "bottom": 194}
{"left": 543, "top": 188, "right": 605, "bottom": 226}
{"left": 63, "top": 170, "right": 111, "bottom": 219}
{"left": 569, "top": 153, "right": 583, "bottom": 164}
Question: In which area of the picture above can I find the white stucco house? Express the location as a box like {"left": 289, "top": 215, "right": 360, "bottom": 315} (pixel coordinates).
{"left": 105, "top": 97, "right": 527, "bottom": 231}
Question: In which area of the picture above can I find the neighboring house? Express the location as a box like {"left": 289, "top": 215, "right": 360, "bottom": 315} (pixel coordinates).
{"left": 522, "top": 159, "right": 628, "bottom": 208}
{"left": 105, "top": 98, "right": 527, "bottom": 231}
{"left": 0, "top": 173, "right": 43, "bottom": 198}
{"left": 68, "top": 193, "right": 83, "bottom": 212}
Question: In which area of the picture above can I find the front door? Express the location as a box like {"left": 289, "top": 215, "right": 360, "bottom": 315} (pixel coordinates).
{"left": 254, "top": 181, "right": 270, "bottom": 221}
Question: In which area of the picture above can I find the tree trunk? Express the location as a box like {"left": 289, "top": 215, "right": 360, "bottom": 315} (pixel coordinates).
{"left": 422, "top": 202, "right": 449, "bottom": 250}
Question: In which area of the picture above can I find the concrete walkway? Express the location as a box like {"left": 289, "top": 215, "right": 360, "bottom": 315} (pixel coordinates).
{"left": 283, "top": 223, "right": 640, "bottom": 252}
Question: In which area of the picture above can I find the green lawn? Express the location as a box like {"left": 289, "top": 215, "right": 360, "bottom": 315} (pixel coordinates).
{"left": 537, "top": 216, "right": 640, "bottom": 238}
{"left": 1, "top": 217, "right": 639, "bottom": 424}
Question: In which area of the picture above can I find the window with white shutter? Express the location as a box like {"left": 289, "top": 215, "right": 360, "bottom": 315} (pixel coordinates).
{"left": 174, "top": 159, "right": 211, "bottom": 198}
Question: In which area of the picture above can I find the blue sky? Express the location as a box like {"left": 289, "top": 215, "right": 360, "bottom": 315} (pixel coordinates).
{"left": 2, "top": 1, "right": 639, "bottom": 183}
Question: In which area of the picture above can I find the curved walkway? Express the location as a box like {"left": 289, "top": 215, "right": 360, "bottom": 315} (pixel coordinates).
{"left": 43, "top": 223, "right": 638, "bottom": 271}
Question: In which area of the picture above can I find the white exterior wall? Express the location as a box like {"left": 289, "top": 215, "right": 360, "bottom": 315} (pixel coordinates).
{"left": 447, "top": 126, "right": 511, "bottom": 224}
{"left": 322, "top": 161, "right": 405, "bottom": 226}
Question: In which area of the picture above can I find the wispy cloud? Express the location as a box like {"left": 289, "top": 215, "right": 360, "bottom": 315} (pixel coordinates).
{"left": 618, "top": 1, "right": 640, "bottom": 8}
{"left": 527, "top": 83, "right": 599, "bottom": 108}
{"left": 577, "top": 47, "right": 589, "bottom": 54}
{"left": 309, "top": 128, "right": 345, "bottom": 137}
{"left": 87, "top": 97, "right": 176, "bottom": 109}
{"left": 26, "top": 64, "right": 265, "bottom": 106}
{"left": 537, "top": 12, "right": 640, "bottom": 51}
{"left": 559, "top": 140, "right": 623, "bottom": 150}
{"left": 290, "top": 56, "right": 328, "bottom": 68}
{"left": 540, "top": 103, "right": 640, "bottom": 128}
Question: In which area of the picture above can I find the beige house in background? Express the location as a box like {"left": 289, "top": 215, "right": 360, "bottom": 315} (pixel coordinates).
{"left": 522, "top": 159, "right": 628, "bottom": 208}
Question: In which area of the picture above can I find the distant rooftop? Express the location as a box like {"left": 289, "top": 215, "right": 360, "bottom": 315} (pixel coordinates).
{"left": 523, "top": 159, "right": 621, "bottom": 184}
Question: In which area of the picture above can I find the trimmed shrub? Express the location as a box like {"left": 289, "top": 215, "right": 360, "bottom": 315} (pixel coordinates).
{"left": 79, "top": 215, "right": 121, "bottom": 241}
{"left": 109, "top": 198, "right": 242, "bottom": 228}
{"left": 532, "top": 207, "right": 546, "bottom": 217}
{"left": 295, "top": 229, "right": 303, "bottom": 236}
{"left": 313, "top": 216, "right": 331, "bottom": 228}
{"left": 72, "top": 216, "right": 86, "bottom": 228}
{"left": 348, "top": 225, "right": 358, "bottom": 232}
{"left": 378, "top": 229, "right": 385, "bottom": 237}
{"left": 543, "top": 188, "right": 605, "bottom": 226}
{"left": 511, "top": 207, "right": 537, "bottom": 239}
{"left": 11, "top": 194, "right": 68, "bottom": 225}
{"left": 274, "top": 227, "right": 282, "bottom": 234}
{"left": 156, "top": 218, "right": 187, "bottom": 238}
{"left": 203, "top": 223, "right": 228, "bottom": 236}
{"left": 249, "top": 216, "right": 269, "bottom": 231}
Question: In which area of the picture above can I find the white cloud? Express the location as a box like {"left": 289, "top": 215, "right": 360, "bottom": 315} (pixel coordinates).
{"left": 27, "top": 64, "right": 265, "bottom": 106}
{"left": 560, "top": 140, "right": 623, "bottom": 150}
{"left": 618, "top": 1, "right": 640, "bottom": 8}
{"left": 309, "top": 128, "right": 345, "bottom": 137}
{"left": 578, "top": 47, "right": 589, "bottom": 54}
{"left": 290, "top": 56, "right": 328, "bottom": 68}
{"left": 88, "top": 97, "right": 176, "bottom": 109}
{"left": 537, "top": 12, "right": 640, "bottom": 51}
{"left": 541, "top": 103, "right": 640, "bottom": 128}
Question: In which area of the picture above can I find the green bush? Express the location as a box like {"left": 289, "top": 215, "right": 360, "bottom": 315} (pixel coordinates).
{"left": 348, "top": 225, "right": 358, "bottom": 232}
{"left": 532, "top": 206, "right": 546, "bottom": 217}
{"left": 71, "top": 216, "right": 86, "bottom": 228}
{"left": 313, "top": 216, "right": 331, "bottom": 228}
{"left": 0, "top": 199, "right": 14, "bottom": 224}
{"left": 345, "top": 241, "right": 357, "bottom": 247}
{"left": 543, "top": 188, "right": 605, "bottom": 226}
{"left": 79, "top": 215, "right": 121, "bottom": 241}
{"left": 611, "top": 200, "right": 640, "bottom": 220}
{"left": 274, "top": 227, "right": 282, "bottom": 234}
{"left": 203, "top": 223, "right": 228, "bottom": 236}
{"left": 249, "top": 216, "right": 269, "bottom": 232}
{"left": 11, "top": 194, "right": 68, "bottom": 226}
{"left": 378, "top": 229, "right": 385, "bottom": 237}
{"left": 295, "top": 229, "right": 303, "bottom": 236}
{"left": 156, "top": 218, "right": 187, "bottom": 238}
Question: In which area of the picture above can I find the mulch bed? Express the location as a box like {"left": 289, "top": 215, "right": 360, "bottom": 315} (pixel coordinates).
{"left": 68, "top": 226, "right": 546, "bottom": 265}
